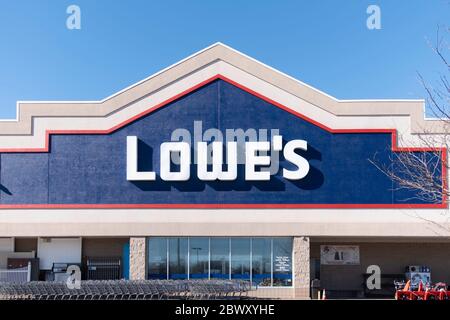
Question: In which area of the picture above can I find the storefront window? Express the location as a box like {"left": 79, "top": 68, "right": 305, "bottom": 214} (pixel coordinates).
{"left": 189, "top": 237, "right": 209, "bottom": 279}
{"left": 231, "top": 238, "right": 250, "bottom": 280}
{"left": 147, "top": 237, "right": 293, "bottom": 286}
{"left": 251, "top": 238, "right": 272, "bottom": 286}
{"left": 272, "top": 238, "right": 293, "bottom": 286}
{"left": 210, "top": 238, "right": 230, "bottom": 279}
{"left": 169, "top": 237, "right": 188, "bottom": 279}
{"left": 148, "top": 237, "right": 167, "bottom": 279}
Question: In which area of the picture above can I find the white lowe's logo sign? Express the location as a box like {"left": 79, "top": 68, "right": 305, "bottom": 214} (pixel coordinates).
{"left": 126, "top": 121, "right": 310, "bottom": 182}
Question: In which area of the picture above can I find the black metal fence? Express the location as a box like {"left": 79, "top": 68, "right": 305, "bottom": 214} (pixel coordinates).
{"left": 86, "top": 257, "right": 121, "bottom": 280}
{"left": 0, "top": 280, "right": 252, "bottom": 300}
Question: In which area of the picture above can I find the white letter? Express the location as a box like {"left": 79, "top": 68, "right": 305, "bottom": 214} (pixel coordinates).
{"left": 366, "top": 5, "right": 381, "bottom": 30}
{"left": 203, "top": 128, "right": 224, "bottom": 165}
{"left": 170, "top": 128, "right": 191, "bottom": 165}
{"left": 66, "top": 5, "right": 81, "bottom": 30}
{"left": 366, "top": 265, "right": 381, "bottom": 290}
{"left": 226, "top": 128, "right": 258, "bottom": 164}
{"left": 265, "top": 132, "right": 281, "bottom": 175}
{"left": 197, "top": 142, "right": 237, "bottom": 181}
{"left": 160, "top": 142, "right": 190, "bottom": 181}
{"left": 272, "top": 134, "right": 283, "bottom": 151}
{"left": 245, "top": 142, "right": 271, "bottom": 181}
{"left": 126, "top": 136, "right": 156, "bottom": 181}
{"left": 282, "top": 140, "right": 309, "bottom": 180}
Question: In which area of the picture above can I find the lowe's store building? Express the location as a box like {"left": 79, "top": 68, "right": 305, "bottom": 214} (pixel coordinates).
{"left": 0, "top": 43, "right": 449, "bottom": 299}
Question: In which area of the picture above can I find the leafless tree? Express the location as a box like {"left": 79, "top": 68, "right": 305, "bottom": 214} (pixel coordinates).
{"left": 370, "top": 25, "right": 450, "bottom": 208}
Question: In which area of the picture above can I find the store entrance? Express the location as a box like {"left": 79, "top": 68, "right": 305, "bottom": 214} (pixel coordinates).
{"left": 311, "top": 241, "right": 450, "bottom": 299}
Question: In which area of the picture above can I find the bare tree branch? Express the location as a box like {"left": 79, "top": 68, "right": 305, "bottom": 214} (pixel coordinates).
{"left": 371, "top": 25, "right": 450, "bottom": 233}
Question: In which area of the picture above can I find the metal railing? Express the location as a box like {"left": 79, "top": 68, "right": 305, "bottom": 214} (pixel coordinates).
{"left": 0, "top": 263, "right": 31, "bottom": 284}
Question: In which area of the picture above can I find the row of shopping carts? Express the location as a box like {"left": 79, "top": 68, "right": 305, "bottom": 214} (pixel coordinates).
{"left": 0, "top": 279, "right": 252, "bottom": 300}
{"left": 186, "top": 280, "right": 251, "bottom": 299}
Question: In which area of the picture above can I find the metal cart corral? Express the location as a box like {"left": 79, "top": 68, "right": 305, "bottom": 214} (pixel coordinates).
{"left": 0, "top": 280, "right": 252, "bottom": 300}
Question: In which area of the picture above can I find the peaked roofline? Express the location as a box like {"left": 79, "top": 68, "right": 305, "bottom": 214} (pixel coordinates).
{"left": 0, "top": 42, "right": 446, "bottom": 136}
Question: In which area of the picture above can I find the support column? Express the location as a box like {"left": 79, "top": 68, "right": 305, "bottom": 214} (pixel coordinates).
{"left": 293, "top": 236, "right": 310, "bottom": 299}
{"left": 129, "top": 237, "right": 147, "bottom": 280}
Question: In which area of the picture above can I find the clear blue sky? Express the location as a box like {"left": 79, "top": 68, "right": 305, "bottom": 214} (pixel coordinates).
{"left": 0, "top": 0, "right": 448, "bottom": 119}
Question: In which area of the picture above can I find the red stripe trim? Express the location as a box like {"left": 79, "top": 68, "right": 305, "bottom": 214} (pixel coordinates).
{"left": 0, "top": 74, "right": 446, "bottom": 209}
{"left": 0, "top": 203, "right": 445, "bottom": 209}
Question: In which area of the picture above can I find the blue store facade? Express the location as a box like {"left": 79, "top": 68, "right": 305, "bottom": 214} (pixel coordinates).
{"left": 0, "top": 44, "right": 448, "bottom": 299}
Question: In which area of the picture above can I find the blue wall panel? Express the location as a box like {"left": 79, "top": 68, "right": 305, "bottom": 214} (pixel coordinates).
{"left": 0, "top": 80, "right": 442, "bottom": 205}
{"left": 1, "top": 153, "right": 49, "bottom": 204}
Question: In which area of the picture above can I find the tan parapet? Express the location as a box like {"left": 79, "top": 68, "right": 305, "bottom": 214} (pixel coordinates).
{"left": 0, "top": 42, "right": 442, "bottom": 146}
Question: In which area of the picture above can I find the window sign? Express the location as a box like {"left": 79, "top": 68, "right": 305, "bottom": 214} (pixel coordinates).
{"left": 272, "top": 238, "right": 292, "bottom": 286}
{"left": 274, "top": 256, "right": 291, "bottom": 272}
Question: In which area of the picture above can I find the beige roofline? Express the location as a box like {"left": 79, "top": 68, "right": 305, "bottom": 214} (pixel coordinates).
{"left": 0, "top": 42, "right": 443, "bottom": 136}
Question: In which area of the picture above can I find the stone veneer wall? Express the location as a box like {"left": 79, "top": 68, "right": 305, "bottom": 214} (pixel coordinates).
{"left": 293, "top": 236, "right": 310, "bottom": 299}
{"left": 129, "top": 237, "right": 147, "bottom": 280}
